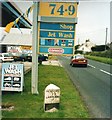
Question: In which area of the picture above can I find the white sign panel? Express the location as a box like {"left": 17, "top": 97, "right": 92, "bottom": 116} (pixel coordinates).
{"left": 1, "top": 63, "right": 24, "bottom": 92}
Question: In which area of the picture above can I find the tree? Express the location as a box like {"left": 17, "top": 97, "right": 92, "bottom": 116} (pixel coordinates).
{"left": 91, "top": 45, "right": 110, "bottom": 51}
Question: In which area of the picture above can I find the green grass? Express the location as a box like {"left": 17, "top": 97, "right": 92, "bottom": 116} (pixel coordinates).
{"left": 85, "top": 55, "right": 112, "bottom": 65}
{"left": 2, "top": 65, "right": 90, "bottom": 118}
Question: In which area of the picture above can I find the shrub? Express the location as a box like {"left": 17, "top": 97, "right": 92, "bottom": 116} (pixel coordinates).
{"left": 87, "top": 50, "right": 112, "bottom": 58}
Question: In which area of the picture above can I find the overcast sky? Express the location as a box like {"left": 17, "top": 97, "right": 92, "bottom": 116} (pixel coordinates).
{"left": 6, "top": 0, "right": 111, "bottom": 45}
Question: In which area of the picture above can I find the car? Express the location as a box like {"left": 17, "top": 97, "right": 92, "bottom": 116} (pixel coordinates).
{"left": 70, "top": 54, "right": 88, "bottom": 67}
{"left": 38, "top": 54, "right": 48, "bottom": 61}
{"left": 28, "top": 54, "right": 48, "bottom": 63}
{"left": 13, "top": 53, "right": 48, "bottom": 63}
{"left": 26, "top": 53, "right": 32, "bottom": 62}
{"left": 0, "top": 53, "right": 14, "bottom": 62}
{"left": 13, "top": 53, "right": 28, "bottom": 62}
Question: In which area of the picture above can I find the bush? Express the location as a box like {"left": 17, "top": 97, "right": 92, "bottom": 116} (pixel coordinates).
{"left": 91, "top": 45, "right": 110, "bottom": 51}
{"left": 87, "top": 50, "right": 112, "bottom": 58}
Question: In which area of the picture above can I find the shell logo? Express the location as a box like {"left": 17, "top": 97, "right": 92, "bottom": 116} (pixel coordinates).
{"left": 48, "top": 48, "right": 64, "bottom": 54}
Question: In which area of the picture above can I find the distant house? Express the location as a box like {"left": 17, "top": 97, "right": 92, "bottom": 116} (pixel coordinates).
{"left": 77, "top": 40, "right": 96, "bottom": 53}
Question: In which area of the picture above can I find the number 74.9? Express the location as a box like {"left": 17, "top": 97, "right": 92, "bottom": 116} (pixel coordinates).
{"left": 49, "top": 4, "right": 75, "bottom": 16}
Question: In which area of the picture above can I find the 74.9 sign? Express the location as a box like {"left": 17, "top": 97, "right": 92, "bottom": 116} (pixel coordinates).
{"left": 39, "top": 2, "right": 78, "bottom": 17}
{"left": 49, "top": 4, "right": 75, "bottom": 15}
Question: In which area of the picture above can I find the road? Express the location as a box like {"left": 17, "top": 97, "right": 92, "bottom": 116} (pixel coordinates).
{"left": 58, "top": 56, "right": 111, "bottom": 118}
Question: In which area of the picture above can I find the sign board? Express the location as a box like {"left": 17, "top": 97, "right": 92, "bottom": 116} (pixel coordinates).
{"left": 38, "top": 2, "right": 78, "bottom": 55}
{"left": 1, "top": 63, "right": 24, "bottom": 92}
{"left": 39, "top": 22, "right": 75, "bottom": 54}
{"left": 20, "top": 46, "right": 32, "bottom": 50}
{"left": 39, "top": 2, "right": 78, "bottom": 17}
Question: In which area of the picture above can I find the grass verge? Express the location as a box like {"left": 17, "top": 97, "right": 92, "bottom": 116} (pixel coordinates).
{"left": 85, "top": 55, "right": 112, "bottom": 65}
{"left": 2, "top": 65, "right": 90, "bottom": 118}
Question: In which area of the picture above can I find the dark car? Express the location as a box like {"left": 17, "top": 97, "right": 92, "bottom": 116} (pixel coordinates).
{"left": 38, "top": 54, "right": 48, "bottom": 64}
{"left": 70, "top": 54, "right": 88, "bottom": 67}
{"left": 13, "top": 53, "right": 48, "bottom": 63}
{"left": 13, "top": 53, "right": 32, "bottom": 62}
{"left": 13, "top": 54, "right": 28, "bottom": 62}
{"left": 38, "top": 54, "right": 48, "bottom": 61}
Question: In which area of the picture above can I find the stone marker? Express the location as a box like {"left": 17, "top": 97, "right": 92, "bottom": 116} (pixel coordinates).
{"left": 44, "top": 84, "right": 60, "bottom": 112}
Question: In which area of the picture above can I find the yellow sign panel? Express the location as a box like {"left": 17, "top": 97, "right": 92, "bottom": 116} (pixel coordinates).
{"left": 39, "top": 2, "right": 78, "bottom": 17}
{"left": 20, "top": 46, "right": 32, "bottom": 50}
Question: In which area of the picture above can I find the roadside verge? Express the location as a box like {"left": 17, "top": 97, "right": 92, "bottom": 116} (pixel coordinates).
{"left": 2, "top": 65, "right": 90, "bottom": 118}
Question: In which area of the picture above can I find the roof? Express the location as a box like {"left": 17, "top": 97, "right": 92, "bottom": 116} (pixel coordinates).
{"left": 77, "top": 40, "right": 96, "bottom": 52}
{"left": 77, "top": 45, "right": 91, "bottom": 52}
{"left": 0, "top": 33, "right": 32, "bottom": 46}
{"left": 1, "top": 2, "right": 32, "bottom": 28}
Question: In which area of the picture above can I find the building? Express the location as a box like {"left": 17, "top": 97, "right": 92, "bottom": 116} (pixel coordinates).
{"left": 0, "top": 28, "right": 32, "bottom": 54}
{"left": 77, "top": 40, "right": 96, "bottom": 53}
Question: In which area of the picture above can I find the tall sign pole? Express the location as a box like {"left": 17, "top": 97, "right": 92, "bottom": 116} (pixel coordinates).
{"left": 32, "top": 2, "right": 39, "bottom": 94}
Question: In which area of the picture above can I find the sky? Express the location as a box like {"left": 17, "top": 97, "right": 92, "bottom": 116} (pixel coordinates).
{"left": 76, "top": 1, "right": 110, "bottom": 45}
{"left": 2, "top": 0, "right": 111, "bottom": 45}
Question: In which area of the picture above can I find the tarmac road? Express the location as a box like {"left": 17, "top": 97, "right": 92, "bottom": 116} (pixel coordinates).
{"left": 58, "top": 56, "right": 111, "bottom": 118}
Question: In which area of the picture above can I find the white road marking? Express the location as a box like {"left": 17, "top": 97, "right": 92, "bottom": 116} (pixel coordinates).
{"left": 88, "top": 64, "right": 96, "bottom": 68}
{"left": 88, "top": 63, "right": 112, "bottom": 76}
{"left": 100, "top": 69, "right": 112, "bottom": 76}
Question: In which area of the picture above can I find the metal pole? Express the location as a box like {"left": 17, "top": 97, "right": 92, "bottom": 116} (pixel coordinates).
{"left": 32, "top": 2, "right": 39, "bottom": 94}
{"left": 105, "top": 28, "right": 108, "bottom": 51}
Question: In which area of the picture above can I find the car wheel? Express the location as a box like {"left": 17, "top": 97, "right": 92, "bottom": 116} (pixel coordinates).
{"left": 85, "top": 64, "right": 87, "bottom": 67}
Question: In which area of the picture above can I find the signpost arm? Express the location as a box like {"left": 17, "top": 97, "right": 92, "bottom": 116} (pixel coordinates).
{"left": 32, "top": 2, "right": 39, "bottom": 94}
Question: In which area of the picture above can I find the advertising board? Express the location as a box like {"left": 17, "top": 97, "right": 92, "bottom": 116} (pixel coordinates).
{"left": 39, "top": 2, "right": 78, "bottom": 18}
{"left": 39, "top": 22, "right": 75, "bottom": 54}
{"left": 1, "top": 63, "right": 24, "bottom": 92}
{"left": 38, "top": 2, "right": 78, "bottom": 55}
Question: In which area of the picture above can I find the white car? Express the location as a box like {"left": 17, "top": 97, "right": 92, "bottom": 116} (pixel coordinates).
{"left": 0, "top": 53, "right": 14, "bottom": 62}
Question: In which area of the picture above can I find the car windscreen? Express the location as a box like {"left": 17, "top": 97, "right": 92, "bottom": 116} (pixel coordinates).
{"left": 75, "top": 55, "right": 84, "bottom": 59}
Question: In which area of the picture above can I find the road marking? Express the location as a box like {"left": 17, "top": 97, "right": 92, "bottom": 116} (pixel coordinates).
{"left": 100, "top": 69, "right": 112, "bottom": 76}
{"left": 88, "top": 64, "right": 96, "bottom": 68}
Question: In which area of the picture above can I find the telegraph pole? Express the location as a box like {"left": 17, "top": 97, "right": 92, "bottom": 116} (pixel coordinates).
{"left": 105, "top": 28, "right": 108, "bottom": 51}
{"left": 78, "top": 38, "right": 80, "bottom": 45}
{"left": 32, "top": 2, "right": 39, "bottom": 94}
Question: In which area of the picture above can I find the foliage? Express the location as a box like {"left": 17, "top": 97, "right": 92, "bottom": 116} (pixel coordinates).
{"left": 75, "top": 45, "right": 80, "bottom": 50}
{"left": 91, "top": 45, "right": 110, "bottom": 51}
{"left": 85, "top": 55, "right": 112, "bottom": 65}
{"left": 86, "top": 50, "right": 112, "bottom": 58}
